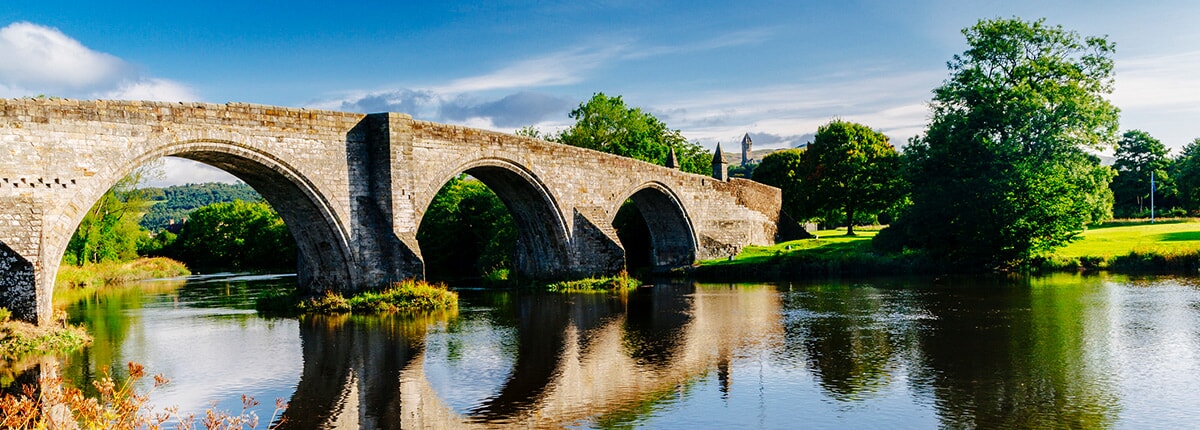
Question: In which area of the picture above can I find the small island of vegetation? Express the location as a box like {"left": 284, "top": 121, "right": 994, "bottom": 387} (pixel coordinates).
{"left": 257, "top": 279, "right": 458, "bottom": 315}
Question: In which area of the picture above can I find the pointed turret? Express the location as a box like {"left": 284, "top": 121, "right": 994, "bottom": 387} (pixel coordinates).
{"left": 666, "top": 147, "right": 680, "bottom": 169}
{"left": 712, "top": 142, "right": 728, "bottom": 181}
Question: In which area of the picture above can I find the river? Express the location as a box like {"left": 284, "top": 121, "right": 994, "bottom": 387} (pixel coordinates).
{"left": 16, "top": 273, "right": 1200, "bottom": 428}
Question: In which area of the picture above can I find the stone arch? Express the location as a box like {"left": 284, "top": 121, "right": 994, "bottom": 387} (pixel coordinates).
{"left": 417, "top": 157, "right": 572, "bottom": 279}
{"left": 612, "top": 182, "right": 697, "bottom": 269}
{"left": 47, "top": 139, "right": 355, "bottom": 302}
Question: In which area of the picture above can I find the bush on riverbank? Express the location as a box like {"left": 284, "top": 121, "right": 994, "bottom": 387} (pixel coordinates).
{"left": 545, "top": 272, "right": 641, "bottom": 293}
{"left": 55, "top": 257, "right": 190, "bottom": 290}
{"left": 257, "top": 279, "right": 458, "bottom": 315}
{"left": 0, "top": 362, "right": 286, "bottom": 429}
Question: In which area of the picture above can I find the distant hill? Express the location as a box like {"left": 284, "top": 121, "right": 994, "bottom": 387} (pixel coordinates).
{"left": 139, "top": 182, "right": 262, "bottom": 232}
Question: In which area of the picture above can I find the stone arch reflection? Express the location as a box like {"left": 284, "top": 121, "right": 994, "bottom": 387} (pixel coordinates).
{"left": 279, "top": 285, "right": 783, "bottom": 428}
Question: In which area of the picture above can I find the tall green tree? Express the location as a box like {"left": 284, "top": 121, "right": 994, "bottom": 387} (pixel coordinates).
{"left": 554, "top": 93, "right": 711, "bottom": 175}
{"left": 881, "top": 17, "right": 1118, "bottom": 269}
{"left": 753, "top": 149, "right": 808, "bottom": 220}
{"left": 1173, "top": 138, "right": 1200, "bottom": 213}
{"left": 801, "top": 120, "right": 902, "bottom": 235}
{"left": 65, "top": 165, "right": 160, "bottom": 266}
{"left": 1111, "top": 130, "right": 1172, "bottom": 217}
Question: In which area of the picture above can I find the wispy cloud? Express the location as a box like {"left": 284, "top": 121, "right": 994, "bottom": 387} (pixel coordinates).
{"left": 627, "top": 28, "right": 776, "bottom": 59}
{"left": 314, "top": 29, "right": 777, "bottom": 133}
{"left": 1113, "top": 50, "right": 1200, "bottom": 112}
{"left": 655, "top": 70, "right": 940, "bottom": 148}
{"left": 1112, "top": 50, "right": 1200, "bottom": 146}
{"left": 0, "top": 22, "right": 197, "bottom": 101}
{"left": 435, "top": 45, "right": 626, "bottom": 93}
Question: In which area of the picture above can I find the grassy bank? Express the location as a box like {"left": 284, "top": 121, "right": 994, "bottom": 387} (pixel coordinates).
{"left": 257, "top": 279, "right": 458, "bottom": 315}
{"left": 55, "top": 257, "right": 190, "bottom": 290}
{"left": 1035, "top": 219, "right": 1200, "bottom": 272}
{"left": 689, "top": 228, "right": 932, "bottom": 280}
{"left": 0, "top": 316, "right": 90, "bottom": 361}
{"left": 691, "top": 221, "right": 1200, "bottom": 279}
{"left": 0, "top": 308, "right": 91, "bottom": 386}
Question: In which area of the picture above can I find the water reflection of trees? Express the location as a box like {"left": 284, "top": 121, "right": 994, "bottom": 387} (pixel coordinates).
{"left": 910, "top": 274, "right": 1120, "bottom": 429}
{"left": 779, "top": 282, "right": 922, "bottom": 402}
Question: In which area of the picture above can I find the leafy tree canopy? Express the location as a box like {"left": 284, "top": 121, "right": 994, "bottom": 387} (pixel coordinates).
{"left": 1173, "top": 138, "right": 1200, "bottom": 213}
{"left": 551, "top": 93, "right": 711, "bottom": 175}
{"left": 881, "top": 17, "right": 1119, "bottom": 269}
{"left": 802, "top": 120, "right": 902, "bottom": 235}
{"left": 753, "top": 148, "right": 807, "bottom": 220}
{"left": 416, "top": 175, "right": 516, "bottom": 281}
{"left": 164, "top": 200, "right": 296, "bottom": 270}
{"left": 1111, "top": 130, "right": 1172, "bottom": 217}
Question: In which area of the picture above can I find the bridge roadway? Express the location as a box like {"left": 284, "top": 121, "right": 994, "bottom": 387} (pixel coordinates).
{"left": 0, "top": 98, "right": 781, "bottom": 325}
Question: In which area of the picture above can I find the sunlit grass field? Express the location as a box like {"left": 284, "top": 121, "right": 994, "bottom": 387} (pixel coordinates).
{"left": 699, "top": 220, "right": 1200, "bottom": 274}
{"left": 700, "top": 228, "right": 877, "bottom": 267}
{"left": 1055, "top": 219, "right": 1200, "bottom": 258}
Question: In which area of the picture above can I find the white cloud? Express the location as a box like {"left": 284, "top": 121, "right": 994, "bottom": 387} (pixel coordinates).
{"left": 0, "top": 22, "right": 197, "bottom": 102}
{"left": 143, "top": 157, "right": 241, "bottom": 188}
{"left": 1114, "top": 51, "right": 1200, "bottom": 112}
{"left": 0, "top": 22, "right": 128, "bottom": 90}
{"left": 102, "top": 78, "right": 199, "bottom": 102}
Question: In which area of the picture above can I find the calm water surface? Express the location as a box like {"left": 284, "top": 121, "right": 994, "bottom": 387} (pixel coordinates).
{"left": 26, "top": 273, "right": 1200, "bottom": 428}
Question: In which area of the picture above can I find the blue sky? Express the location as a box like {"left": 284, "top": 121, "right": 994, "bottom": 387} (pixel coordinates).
{"left": 4, "top": 1, "right": 1199, "bottom": 184}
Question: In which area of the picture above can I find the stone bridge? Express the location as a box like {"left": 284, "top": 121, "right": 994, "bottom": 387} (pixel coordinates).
{"left": 0, "top": 98, "right": 781, "bottom": 325}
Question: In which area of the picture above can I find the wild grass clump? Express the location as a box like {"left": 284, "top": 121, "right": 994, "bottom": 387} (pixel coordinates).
{"left": 0, "top": 309, "right": 90, "bottom": 361}
{"left": 56, "top": 257, "right": 190, "bottom": 289}
{"left": 546, "top": 272, "right": 641, "bottom": 293}
{"left": 0, "top": 362, "right": 286, "bottom": 429}
{"left": 1109, "top": 248, "right": 1200, "bottom": 273}
{"left": 260, "top": 279, "right": 458, "bottom": 315}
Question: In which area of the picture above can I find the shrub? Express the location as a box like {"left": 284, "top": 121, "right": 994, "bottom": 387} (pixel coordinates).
{"left": 546, "top": 273, "right": 641, "bottom": 293}
{"left": 0, "top": 362, "right": 286, "bottom": 429}
{"left": 264, "top": 279, "right": 459, "bottom": 315}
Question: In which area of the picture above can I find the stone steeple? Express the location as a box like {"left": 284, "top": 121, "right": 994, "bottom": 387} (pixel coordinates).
{"left": 666, "top": 147, "right": 679, "bottom": 169}
{"left": 712, "top": 142, "right": 728, "bottom": 181}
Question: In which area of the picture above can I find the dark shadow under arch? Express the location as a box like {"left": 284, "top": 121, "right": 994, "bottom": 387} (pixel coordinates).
{"left": 171, "top": 150, "right": 354, "bottom": 292}
{"left": 418, "top": 159, "right": 572, "bottom": 281}
{"left": 614, "top": 184, "right": 696, "bottom": 270}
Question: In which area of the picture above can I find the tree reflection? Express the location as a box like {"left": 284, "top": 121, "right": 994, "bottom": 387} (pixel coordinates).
{"left": 911, "top": 274, "right": 1120, "bottom": 429}
{"left": 781, "top": 282, "right": 917, "bottom": 402}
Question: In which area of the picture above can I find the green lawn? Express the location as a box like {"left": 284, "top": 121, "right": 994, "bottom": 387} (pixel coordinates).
{"left": 696, "top": 221, "right": 1200, "bottom": 274}
{"left": 1055, "top": 219, "right": 1200, "bottom": 258}
{"left": 701, "top": 228, "right": 877, "bottom": 266}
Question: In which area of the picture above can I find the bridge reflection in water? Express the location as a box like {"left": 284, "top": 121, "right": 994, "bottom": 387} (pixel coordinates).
{"left": 277, "top": 284, "right": 782, "bottom": 428}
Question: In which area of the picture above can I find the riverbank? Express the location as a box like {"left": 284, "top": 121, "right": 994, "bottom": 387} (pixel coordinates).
{"left": 689, "top": 220, "right": 1200, "bottom": 280}
{"left": 0, "top": 310, "right": 90, "bottom": 386}
{"left": 55, "top": 257, "right": 190, "bottom": 290}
